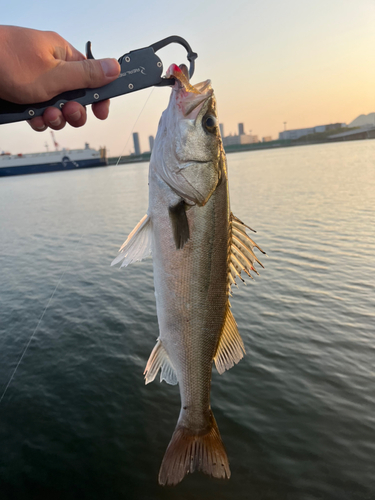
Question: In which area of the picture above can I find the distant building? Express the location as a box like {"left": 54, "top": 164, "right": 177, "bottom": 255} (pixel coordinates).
{"left": 262, "top": 136, "right": 273, "bottom": 142}
{"left": 326, "top": 123, "right": 345, "bottom": 131}
{"left": 219, "top": 123, "right": 224, "bottom": 138}
{"left": 279, "top": 127, "right": 315, "bottom": 140}
{"left": 223, "top": 134, "right": 258, "bottom": 146}
{"left": 133, "top": 132, "right": 141, "bottom": 155}
{"left": 149, "top": 135, "right": 154, "bottom": 152}
{"left": 238, "top": 123, "right": 245, "bottom": 136}
{"left": 279, "top": 123, "right": 345, "bottom": 140}
{"left": 240, "top": 134, "right": 258, "bottom": 144}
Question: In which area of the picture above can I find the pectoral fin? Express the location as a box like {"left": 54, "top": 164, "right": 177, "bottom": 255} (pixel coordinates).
{"left": 169, "top": 201, "right": 190, "bottom": 250}
{"left": 214, "top": 306, "right": 245, "bottom": 374}
{"left": 144, "top": 338, "right": 178, "bottom": 385}
{"left": 111, "top": 214, "right": 152, "bottom": 268}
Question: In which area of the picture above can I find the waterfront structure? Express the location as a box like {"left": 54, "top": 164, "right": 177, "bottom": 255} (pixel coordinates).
{"left": 220, "top": 121, "right": 258, "bottom": 146}
{"left": 262, "top": 136, "right": 273, "bottom": 142}
{"left": 149, "top": 135, "right": 155, "bottom": 153}
{"left": 133, "top": 132, "right": 141, "bottom": 155}
{"left": 328, "top": 125, "right": 375, "bottom": 141}
{"left": 279, "top": 123, "right": 345, "bottom": 140}
{"left": 223, "top": 134, "right": 259, "bottom": 146}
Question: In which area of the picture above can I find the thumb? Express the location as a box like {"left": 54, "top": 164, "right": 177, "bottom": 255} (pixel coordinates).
{"left": 46, "top": 58, "right": 120, "bottom": 96}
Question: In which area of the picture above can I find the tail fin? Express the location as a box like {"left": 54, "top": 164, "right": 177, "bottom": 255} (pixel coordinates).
{"left": 158, "top": 411, "right": 230, "bottom": 486}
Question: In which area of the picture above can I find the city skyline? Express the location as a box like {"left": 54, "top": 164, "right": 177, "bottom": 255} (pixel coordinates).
{"left": 2, "top": 102, "right": 373, "bottom": 158}
{"left": 1, "top": 0, "right": 374, "bottom": 157}
{"left": 128, "top": 112, "right": 372, "bottom": 155}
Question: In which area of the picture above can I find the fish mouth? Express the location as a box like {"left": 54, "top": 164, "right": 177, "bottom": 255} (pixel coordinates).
{"left": 183, "top": 88, "right": 212, "bottom": 117}
{"left": 166, "top": 64, "right": 213, "bottom": 117}
{"left": 166, "top": 64, "right": 201, "bottom": 94}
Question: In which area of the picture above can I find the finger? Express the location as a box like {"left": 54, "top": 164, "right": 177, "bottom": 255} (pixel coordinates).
{"left": 45, "top": 58, "right": 120, "bottom": 97}
{"left": 42, "top": 107, "right": 66, "bottom": 130}
{"left": 62, "top": 101, "right": 87, "bottom": 128}
{"left": 92, "top": 100, "right": 110, "bottom": 120}
{"left": 28, "top": 116, "right": 48, "bottom": 132}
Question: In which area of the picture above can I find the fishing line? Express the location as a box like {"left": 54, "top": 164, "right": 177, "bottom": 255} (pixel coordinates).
{"left": 0, "top": 247, "right": 77, "bottom": 405}
{"left": 0, "top": 87, "right": 156, "bottom": 405}
{"left": 115, "top": 87, "right": 155, "bottom": 167}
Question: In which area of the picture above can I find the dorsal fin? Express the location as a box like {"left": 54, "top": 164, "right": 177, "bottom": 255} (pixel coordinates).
{"left": 214, "top": 213, "right": 266, "bottom": 374}
{"left": 228, "top": 212, "right": 265, "bottom": 289}
{"left": 214, "top": 306, "right": 245, "bottom": 374}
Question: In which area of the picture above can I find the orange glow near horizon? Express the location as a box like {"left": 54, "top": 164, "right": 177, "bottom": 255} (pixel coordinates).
{"left": 1, "top": 0, "right": 374, "bottom": 155}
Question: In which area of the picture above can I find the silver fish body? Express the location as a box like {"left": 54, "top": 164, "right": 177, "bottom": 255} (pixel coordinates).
{"left": 112, "top": 70, "right": 264, "bottom": 485}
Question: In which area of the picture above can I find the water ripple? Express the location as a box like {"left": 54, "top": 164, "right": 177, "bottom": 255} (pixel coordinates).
{"left": 0, "top": 142, "right": 374, "bottom": 499}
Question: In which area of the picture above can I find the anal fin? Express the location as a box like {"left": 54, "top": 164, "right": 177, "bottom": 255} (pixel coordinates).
{"left": 144, "top": 339, "right": 178, "bottom": 385}
{"left": 214, "top": 306, "right": 245, "bottom": 374}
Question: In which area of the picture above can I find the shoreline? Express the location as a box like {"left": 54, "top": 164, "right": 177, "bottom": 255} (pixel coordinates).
{"left": 108, "top": 132, "right": 375, "bottom": 166}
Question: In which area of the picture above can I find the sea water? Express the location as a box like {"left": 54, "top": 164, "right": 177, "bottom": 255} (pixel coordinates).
{"left": 0, "top": 140, "right": 374, "bottom": 500}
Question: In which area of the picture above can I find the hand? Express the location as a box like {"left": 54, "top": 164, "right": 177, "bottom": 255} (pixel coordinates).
{"left": 0, "top": 25, "right": 121, "bottom": 131}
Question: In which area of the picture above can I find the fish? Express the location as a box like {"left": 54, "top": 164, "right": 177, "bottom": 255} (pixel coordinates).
{"left": 112, "top": 64, "right": 265, "bottom": 486}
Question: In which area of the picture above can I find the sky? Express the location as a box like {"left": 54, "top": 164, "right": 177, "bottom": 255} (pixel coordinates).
{"left": 1, "top": 0, "right": 375, "bottom": 156}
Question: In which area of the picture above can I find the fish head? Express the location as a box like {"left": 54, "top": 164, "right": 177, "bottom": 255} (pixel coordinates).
{"left": 152, "top": 65, "right": 224, "bottom": 207}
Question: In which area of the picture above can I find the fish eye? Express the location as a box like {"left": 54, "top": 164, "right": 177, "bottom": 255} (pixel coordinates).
{"left": 203, "top": 115, "right": 217, "bottom": 133}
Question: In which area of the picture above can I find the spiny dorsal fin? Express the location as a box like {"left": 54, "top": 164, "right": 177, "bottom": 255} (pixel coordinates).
{"left": 214, "top": 307, "right": 245, "bottom": 374}
{"left": 111, "top": 214, "right": 152, "bottom": 267}
{"left": 169, "top": 201, "right": 190, "bottom": 250}
{"left": 228, "top": 212, "right": 265, "bottom": 288}
{"left": 231, "top": 213, "right": 256, "bottom": 233}
{"left": 144, "top": 338, "right": 178, "bottom": 385}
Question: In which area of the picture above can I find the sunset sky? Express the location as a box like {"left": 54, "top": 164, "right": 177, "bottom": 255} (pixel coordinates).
{"left": 1, "top": 0, "right": 374, "bottom": 156}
